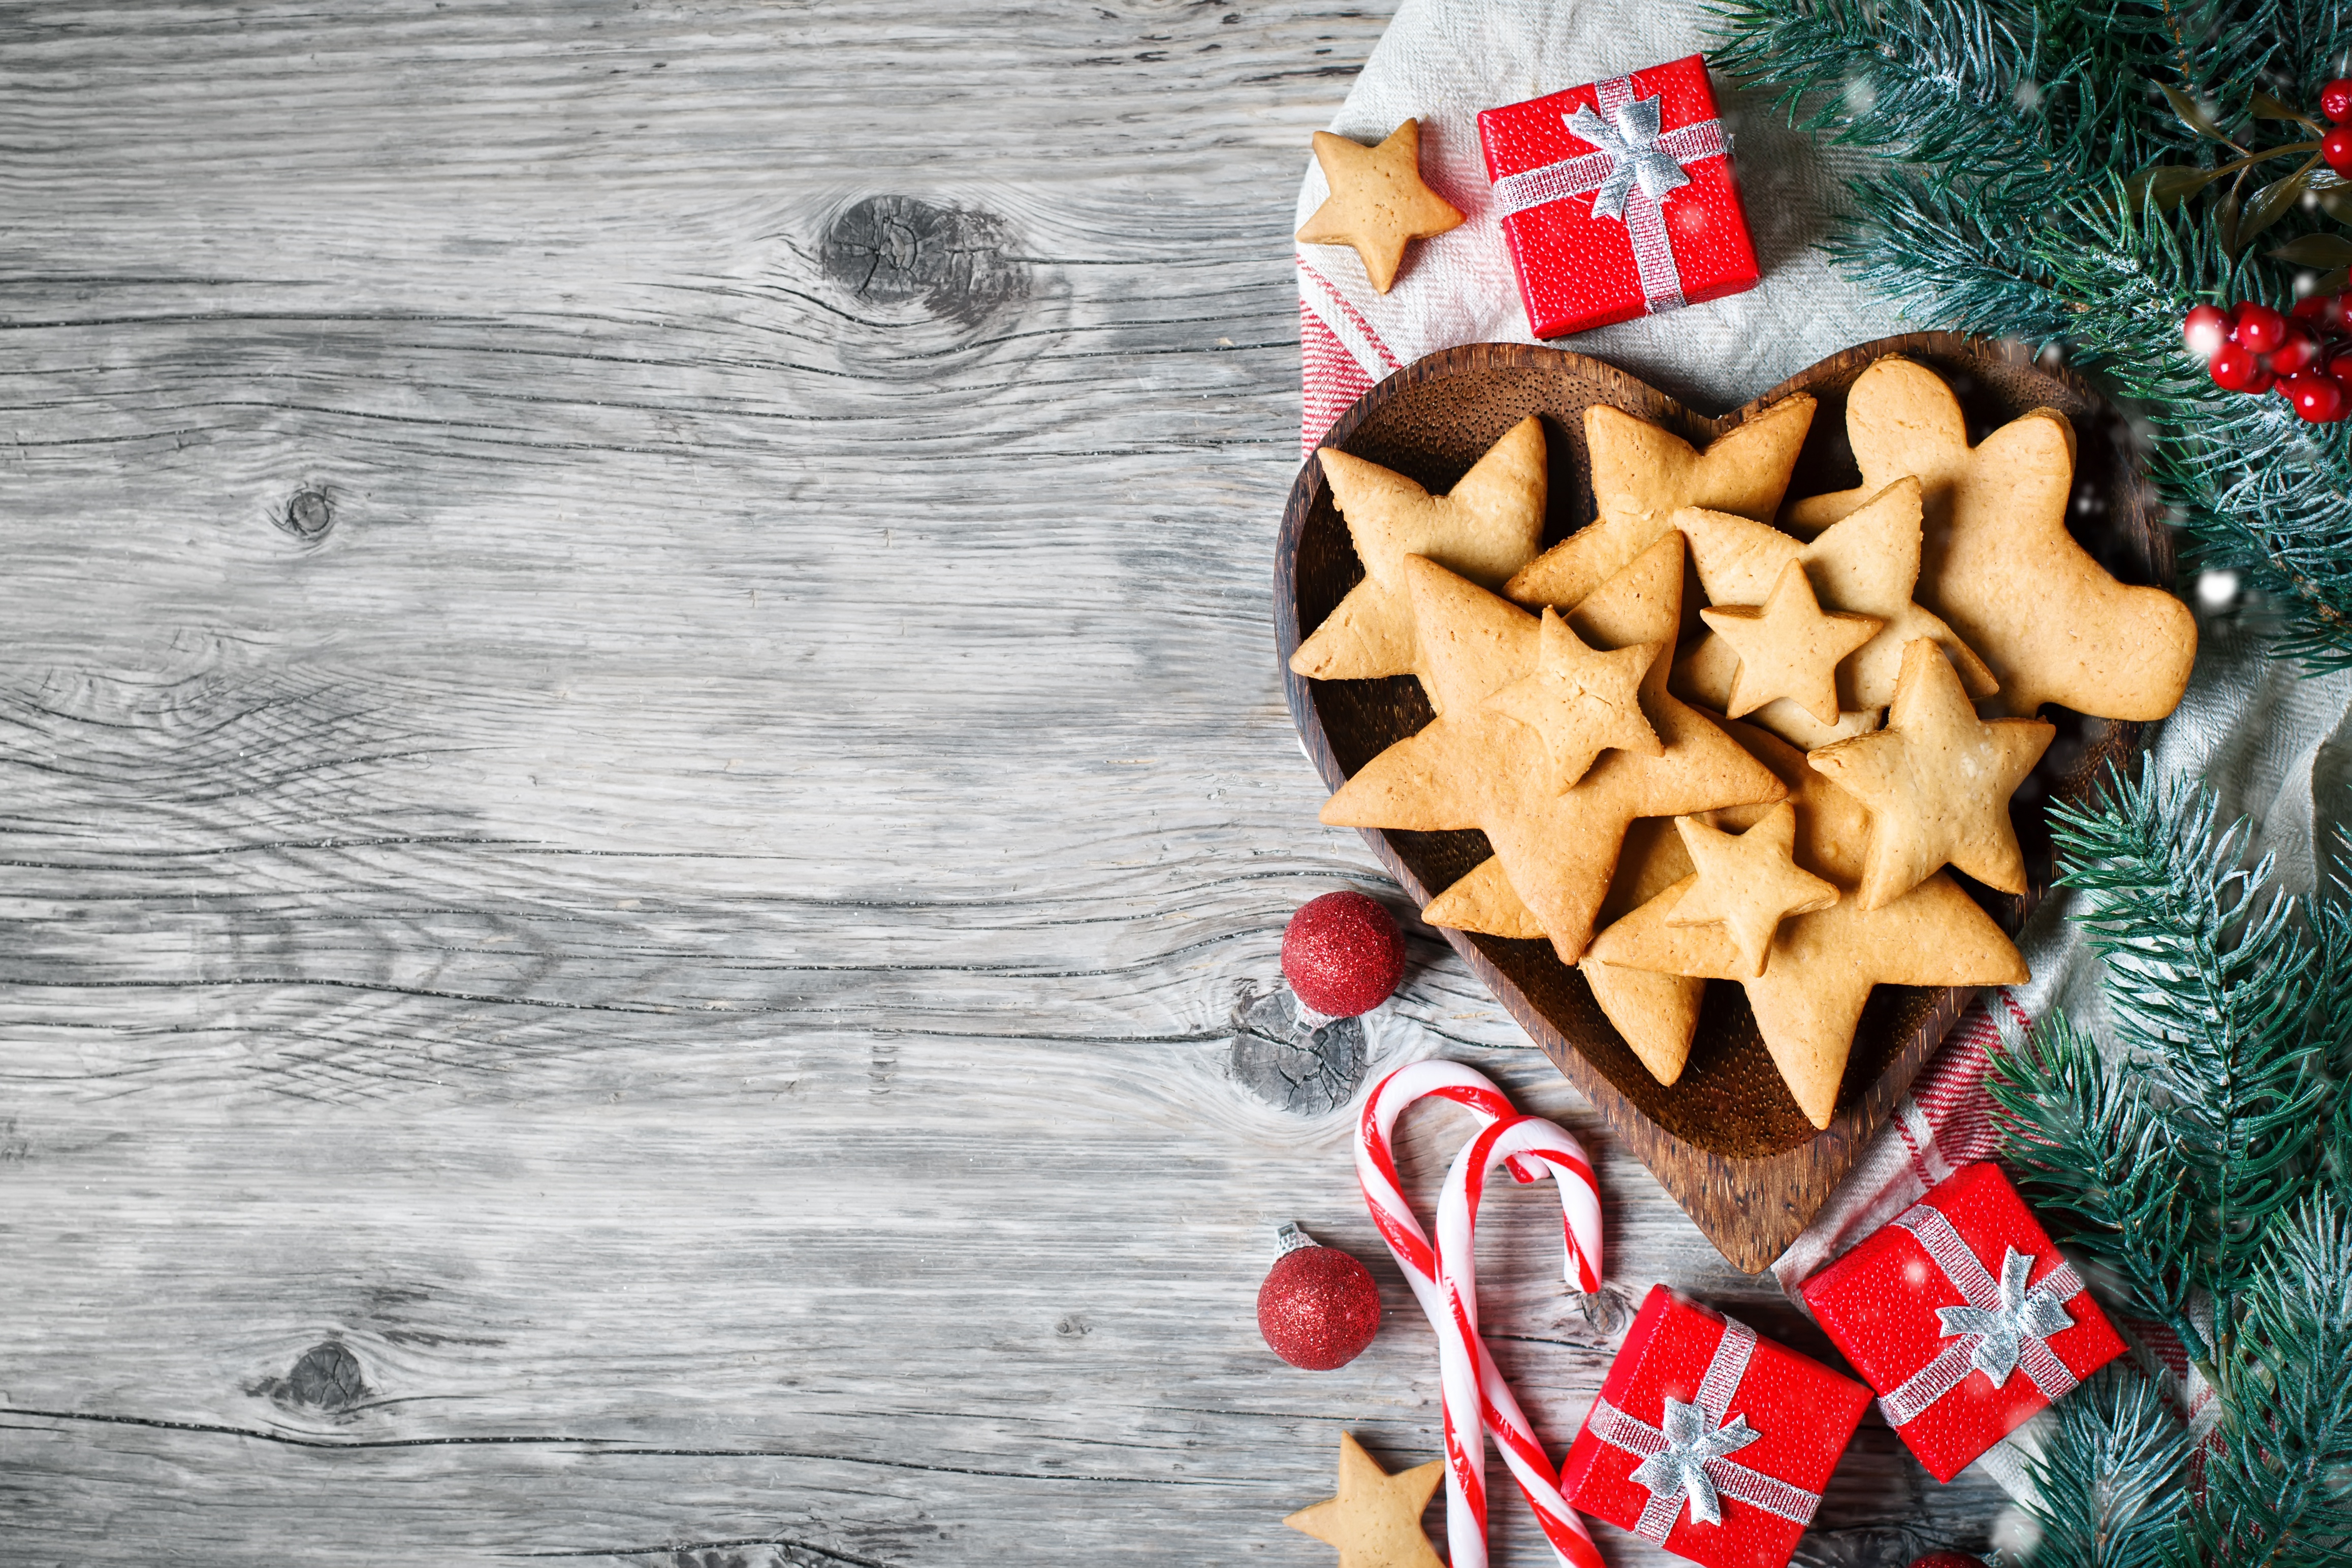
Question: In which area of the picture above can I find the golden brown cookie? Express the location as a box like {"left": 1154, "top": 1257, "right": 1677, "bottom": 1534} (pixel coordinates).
{"left": 1291, "top": 418, "right": 1546, "bottom": 706}
{"left": 1421, "top": 853, "right": 1547, "bottom": 940}
{"left": 1586, "top": 726, "right": 2029, "bottom": 1128}
{"left": 1295, "top": 120, "right": 1466, "bottom": 294}
{"left": 1322, "top": 536, "right": 1785, "bottom": 962}
{"left": 1504, "top": 395, "right": 1815, "bottom": 612}
{"left": 1666, "top": 802, "right": 1840, "bottom": 978}
{"left": 1698, "top": 560, "right": 1883, "bottom": 726}
{"left": 1284, "top": 1432, "right": 1446, "bottom": 1568}
{"left": 1672, "top": 475, "right": 1997, "bottom": 744}
{"left": 1806, "top": 638, "right": 2056, "bottom": 910}
{"left": 1480, "top": 606, "right": 1661, "bottom": 793}
{"left": 1785, "top": 358, "right": 2196, "bottom": 721}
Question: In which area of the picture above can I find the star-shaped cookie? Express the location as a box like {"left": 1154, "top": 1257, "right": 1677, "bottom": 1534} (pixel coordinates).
{"left": 1699, "top": 560, "right": 1883, "bottom": 726}
{"left": 1504, "top": 395, "right": 1815, "bottom": 612}
{"left": 1424, "top": 816, "right": 1745, "bottom": 1087}
{"left": 1586, "top": 725, "right": 2029, "bottom": 1128}
{"left": 1667, "top": 802, "right": 1840, "bottom": 978}
{"left": 1291, "top": 417, "right": 1547, "bottom": 706}
{"left": 1283, "top": 1432, "right": 1445, "bottom": 1568}
{"left": 1806, "top": 638, "right": 2055, "bottom": 910}
{"left": 1481, "top": 606, "right": 1661, "bottom": 793}
{"left": 1672, "top": 476, "right": 1997, "bottom": 746}
{"left": 1785, "top": 357, "right": 2197, "bottom": 721}
{"left": 1323, "top": 535, "right": 1785, "bottom": 962}
{"left": 1296, "top": 119, "right": 1466, "bottom": 294}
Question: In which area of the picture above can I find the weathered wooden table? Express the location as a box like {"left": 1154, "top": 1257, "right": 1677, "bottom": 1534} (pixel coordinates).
{"left": 1, "top": 5, "right": 2006, "bottom": 1562}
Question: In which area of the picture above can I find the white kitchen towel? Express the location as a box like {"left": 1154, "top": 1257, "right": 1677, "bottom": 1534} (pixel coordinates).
{"left": 1301, "top": 0, "right": 2352, "bottom": 1503}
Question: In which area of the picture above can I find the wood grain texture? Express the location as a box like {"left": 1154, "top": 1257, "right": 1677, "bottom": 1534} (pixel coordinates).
{"left": 1276, "top": 336, "right": 2160, "bottom": 1271}
{"left": 0, "top": 4, "right": 2012, "bottom": 1563}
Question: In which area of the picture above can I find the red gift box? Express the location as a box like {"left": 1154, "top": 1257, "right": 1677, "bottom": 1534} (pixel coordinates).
{"left": 1560, "top": 1285, "right": 1868, "bottom": 1568}
{"left": 1800, "top": 1161, "right": 2127, "bottom": 1483}
{"left": 1476, "top": 54, "right": 1760, "bottom": 339}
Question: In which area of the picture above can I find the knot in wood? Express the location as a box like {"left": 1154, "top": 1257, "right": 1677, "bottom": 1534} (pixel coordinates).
{"left": 820, "top": 194, "right": 1025, "bottom": 325}
{"left": 282, "top": 1339, "right": 370, "bottom": 1412}
{"left": 278, "top": 489, "right": 334, "bottom": 541}
{"left": 1228, "top": 984, "right": 1365, "bottom": 1115}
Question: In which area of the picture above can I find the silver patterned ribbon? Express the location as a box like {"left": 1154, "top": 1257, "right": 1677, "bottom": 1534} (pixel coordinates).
{"left": 1488, "top": 73, "right": 1726, "bottom": 314}
{"left": 1877, "top": 1203, "right": 2085, "bottom": 1428}
{"left": 1586, "top": 1316, "right": 1823, "bottom": 1542}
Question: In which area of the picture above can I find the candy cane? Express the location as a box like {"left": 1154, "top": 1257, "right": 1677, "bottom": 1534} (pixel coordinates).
{"left": 1437, "top": 1113, "right": 1608, "bottom": 1568}
{"left": 1355, "top": 1063, "right": 1606, "bottom": 1568}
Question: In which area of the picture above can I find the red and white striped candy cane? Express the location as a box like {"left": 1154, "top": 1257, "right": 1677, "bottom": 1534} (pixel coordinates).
{"left": 1437, "top": 1112, "right": 1607, "bottom": 1568}
{"left": 1355, "top": 1062, "right": 1606, "bottom": 1568}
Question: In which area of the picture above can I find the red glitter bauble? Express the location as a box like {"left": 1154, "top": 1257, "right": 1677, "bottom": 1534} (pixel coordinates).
{"left": 1257, "top": 1235, "right": 1382, "bottom": 1370}
{"left": 1281, "top": 890, "right": 1406, "bottom": 1018}
{"left": 1905, "top": 1554, "right": 1989, "bottom": 1568}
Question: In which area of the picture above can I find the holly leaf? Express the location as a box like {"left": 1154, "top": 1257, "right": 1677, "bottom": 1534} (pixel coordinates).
{"left": 2251, "top": 90, "right": 2322, "bottom": 130}
{"left": 2125, "top": 163, "right": 2224, "bottom": 211}
{"left": 2218, "top": 177, "right": 2244, "bottom": 254}
{"left": 2241, "top": 159, "right": 2320, "bottom": 248}
{"left": 2317, "top": 265, "right": 2352, "bottom": 296}
{"left": 2272, "top": 235, "right": 2352, "bottom": 268}
{"left": 2159, "top": 83, "right": 2240, "bottom": 148}
{"left": 2318, "top": 184, "right": 2352, "bottom": 225}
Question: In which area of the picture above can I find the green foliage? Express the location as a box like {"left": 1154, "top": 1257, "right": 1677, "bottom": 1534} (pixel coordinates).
{"left": 1986, "top": 763, "right": 2352, "bottom": 1565}
{"left": 1709, "top": 0, "right": 2352, "bottom": 665}
{"left": 2019, "top": 1369, "right": 2188, "bottom": 1568}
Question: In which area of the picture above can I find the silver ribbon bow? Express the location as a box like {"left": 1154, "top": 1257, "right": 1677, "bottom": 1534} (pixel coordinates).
{"left": 1486, "top": 76, "right": 1728, "bottom": 314}
{"left": 1586, "top": 1315, "right": 1825, "bottom": 1542}
{"left": 1563, "top": 97, "right": 1690, "bottom": 220}
{"left": 1939, "top": 1245, "right": 2078, "bottom": 1386}
{"left": 1628, "top": 1398, "right": 1759, "bottom": 1526}
{"left": 1877, "top": 1205, "right": 2086, "bottom": 1428}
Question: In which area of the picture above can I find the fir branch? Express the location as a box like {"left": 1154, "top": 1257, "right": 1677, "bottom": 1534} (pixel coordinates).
{"left": 2045, "top": 760, "right": 2332, "bottom": 1309}
{"left": 1990, "top": 1011, "right": 2205, "bottom": 1350}
{"left": 2182, "top": 1195, "right": 2352, "bottom": 1566}
{"left": 2019, "top": 1368, "right": 2190, "bottom": 1568}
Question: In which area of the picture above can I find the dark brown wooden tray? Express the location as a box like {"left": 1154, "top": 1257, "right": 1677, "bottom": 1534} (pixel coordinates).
{"left": 1275, "top": 334, "right": 2167, "bottom": 1272}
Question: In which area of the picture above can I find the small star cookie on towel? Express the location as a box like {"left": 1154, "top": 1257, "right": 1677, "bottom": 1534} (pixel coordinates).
{"left": 1291, "top": 418, "right": 1546, "bottom": 707}
{"left": 1785, "top": 357, "right": 2196, "bottom": 721}
{"left": 1806, "top": 638, "right": 2055, "bottom": 910}
{"left": 1586, "top": 724, "right": 2029, "bottom": 1128}
{"left": 1505, "top": 394, "right": 1815, "bottom": 612}
{"left": 1698, "top": 560, "right": 1883, "bottom": 726}
{"left": 1324, "top": 535, "right": 1784, "bottom": 963}
{"left": 1295, "top": 119, "right": 1465, "bottom": 294}
{"left": 1284, "top": 1432, "right": 1445, "bottom": 1568}
{"left": 1666, "top": 802, "right": 1840, "bottom": 978}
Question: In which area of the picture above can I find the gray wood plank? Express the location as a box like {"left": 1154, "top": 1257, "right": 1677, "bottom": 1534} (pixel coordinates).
{"left": 0, "top": 3, "right": 2009, "bottom": 1563}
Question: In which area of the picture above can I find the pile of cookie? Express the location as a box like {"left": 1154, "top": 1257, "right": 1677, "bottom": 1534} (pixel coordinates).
{"left": 1292, "top": 357, "right": 2198, "bottom": 1129}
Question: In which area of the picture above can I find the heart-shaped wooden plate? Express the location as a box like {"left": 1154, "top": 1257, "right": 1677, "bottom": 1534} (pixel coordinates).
{"left": 1275, "top": 333, "right": 2169, "bottom": 1271}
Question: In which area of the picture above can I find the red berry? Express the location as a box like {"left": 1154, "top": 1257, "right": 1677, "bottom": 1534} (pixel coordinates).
{"left": 2210, "top": 342, "right": 2268, "bottom": 391}
{"left": 2325, "top": 79, "right": 2352, "bottom": 122}
{"left": 2330, "top": 350, "right": 2352, "bottom": 381}
{"left": 2326, "top": 125, "right": 2352, "bottom": 175}
{"left": 2235, "top": 302, "right": 2291, "bottom": 354}
{"left": 1281, "top": 890, "right": 1405, "bottom": 1017}
{"left": 2287, "top": 371, "right": 2348, "bottom": 422}
{"left": 2183, "top": 303, "right": 2231, "bottom": 358}
{"left": 2292, "top": 295, "right": 2349, "bottom": 338}
{"left": 1257, "top": 1231, "right": 1381, "bottom": 1370}
{"left": 2272, "top": 326, "right": 2325, "bottom": 375}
